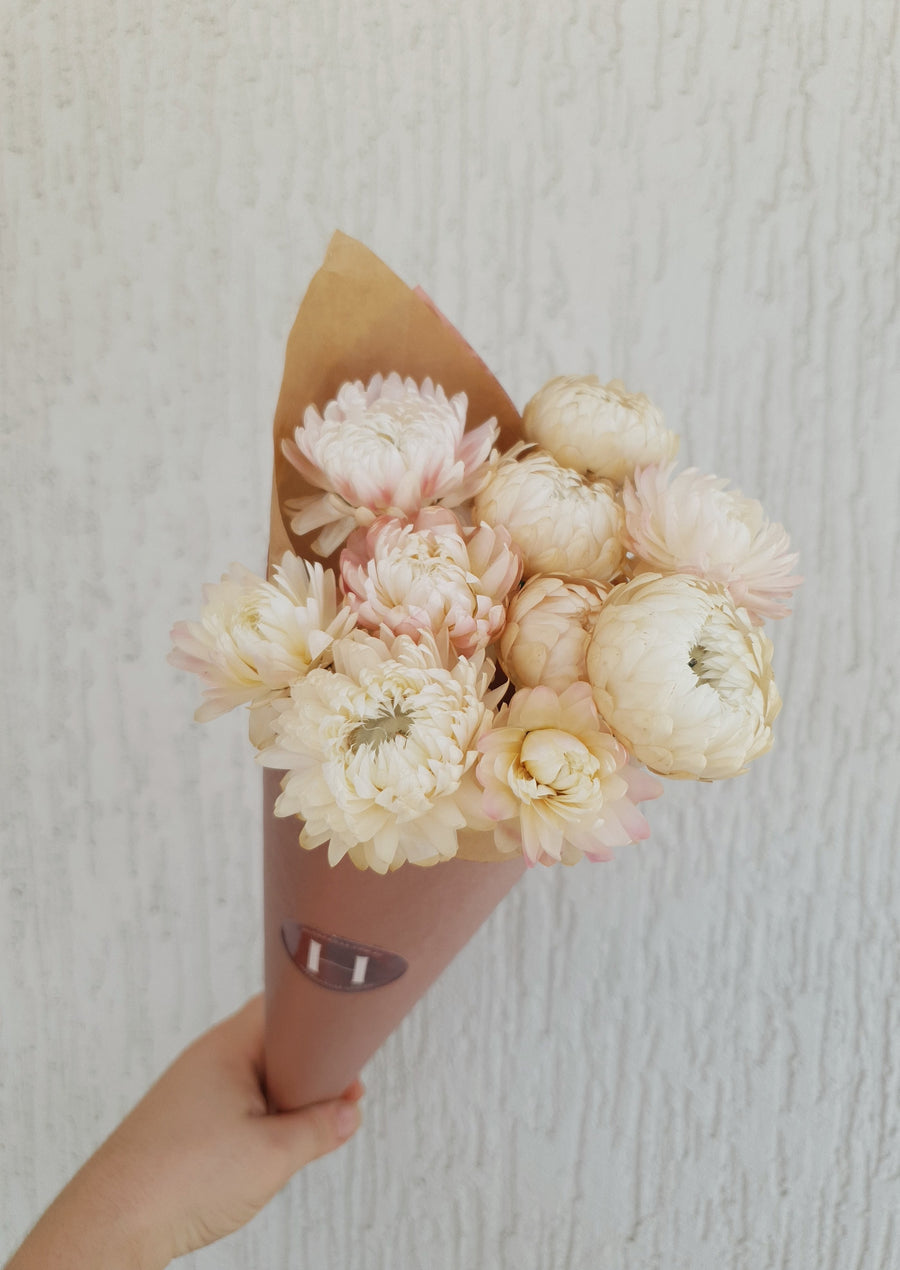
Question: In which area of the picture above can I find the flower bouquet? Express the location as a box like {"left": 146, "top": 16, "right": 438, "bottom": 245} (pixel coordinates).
{"left": 169, "top": 232, "right": 799, "bottom": 1109}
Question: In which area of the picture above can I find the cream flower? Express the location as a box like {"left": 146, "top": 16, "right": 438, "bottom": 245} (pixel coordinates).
{"left": 340, "top": 508, "right": 521, "bottom": 656}
{"left": 258, "top": 630, "right": 501, "bottom": 873}
{"left": 623, "top": 464, "right": 801, "bottom": 624}
{"left": 522, "top": 375, "right": 679, "bottom": 483}
{"left": 585, "top": 573, "right": 781, "bottom": 780}
{"left": 472, "top": 449, "right": 625, "bottom": 582}
{"left": 168, "top": 553, "right": 354, "bottom": 743}
{"left": 477, "top": 683, "right": 662, "bottom": 867}
{"left": 499, "top": 575, "right": 609, "bottom": 691}
{"left": 282, "top": 372, "right": 499, "bottom": 555}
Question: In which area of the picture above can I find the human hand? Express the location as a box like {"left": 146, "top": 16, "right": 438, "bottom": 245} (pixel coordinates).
{"left": 6, "top": 994, "right": 364, "bottom": 1269}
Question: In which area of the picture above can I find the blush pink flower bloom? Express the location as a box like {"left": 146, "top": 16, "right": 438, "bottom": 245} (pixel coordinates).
{"left": 167, "top": 552, "right": 354, "bottom": 747}
{"left": 498, "top": 574, "right": 609, "bottom": 691}
{"left": 340, "top": 508, "right": 522, "bottom": 657}
{"left": 282, "top": 372, "right": 499, "bottom": 556}
{"left": 623, "top": 464, "right": 802, "bottom": 624}
{"left": 585, "top": 573, "right": 781, "bottom": 779}
{"left": 258, "top": 629, "right": 501, "bottom": 872}
{"left": 476, "top": 682, "right": 662, "bottom": 868}
{"left": 523, "top": 375, "right": 679, "bottom": 483}
{"left": 472, "top": 448, "right": 626, "bottom": 583}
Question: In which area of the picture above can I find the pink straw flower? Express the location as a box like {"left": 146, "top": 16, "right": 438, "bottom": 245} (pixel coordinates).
{"left": 498, "top": 574, "right": 609, "bottom": 691}
{"left": 472, "top": 448, "right": 625, "bottom": 583}
{"left": 523, "top": 375, "right": 679, "bottom": 483}
{"left": 167, "top": 552, "right": 354, "bottom": 747}
{"left": 623, "top": 464, "right": 802, "bottom": 624}
{"left": 586, "top": 572, "right": 781, "bottom": 779}
{"left": 258, "top": 628, "right": 500, "bottom": 873}
{"left": 340, "top": 508, "right": 522, "bottom": 657}
{"left": 282, "top": 372, "right": 499, "bottom": 555}
{"left": 476, "top": 682, "right": 662, "bottom": 867}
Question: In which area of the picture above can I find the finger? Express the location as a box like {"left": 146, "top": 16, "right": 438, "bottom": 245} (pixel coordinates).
{"left": 264, "top": 1097, "right": 362, "bottom": 1177}
{"left": 340, "top": 1078, "right": 365, "bottom": 1102}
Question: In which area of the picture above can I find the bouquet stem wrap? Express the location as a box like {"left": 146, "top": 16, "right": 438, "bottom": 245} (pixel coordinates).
{"left": 264, "top": 771, "right": 526, "bottom": 1109}
{"left": 263, "top": 232, "right": 527, "bottom": 1110}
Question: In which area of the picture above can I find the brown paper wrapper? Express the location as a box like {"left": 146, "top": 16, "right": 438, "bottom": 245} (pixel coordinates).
{"left": 263, "top": 232, "right": 527, "bottom": 1110}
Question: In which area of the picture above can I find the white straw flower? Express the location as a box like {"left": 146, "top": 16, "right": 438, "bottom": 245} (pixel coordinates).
{"left": 472, "top": 449, "right": 625, "bottom": 582}
{"left": 499, "top": 575, "right": 609, "bottom": 691}
{"left": 282, "top": 372, "right": 499, "bottom": 555}
{"left": 477, "top": 683, "right": 662, "bottom": 867}
{"left": 585, "top": 573, "right": 781, "bottom": 780}
{"left": 623, "top": 464, "right": 802, "bottom": 624}
{"left": 522, "top": 376, "right": 679, "bottom": 483}
{"left": 168, "top": 553, "right": 354, "bottom": 743}
{"left": 258, "top": 630, "right": 500, "bottom": 873}
{"left": 340, "top": 507, "right": 521, "bottom": 656}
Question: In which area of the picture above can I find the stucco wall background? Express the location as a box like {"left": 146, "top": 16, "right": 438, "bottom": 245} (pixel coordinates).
{"left": 3, "top": 3, "right": 899, "bottom": 1267}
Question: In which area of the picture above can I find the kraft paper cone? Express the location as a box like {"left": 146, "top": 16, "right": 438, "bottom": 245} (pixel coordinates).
{"left": 263, "top": 233, "right": 527, "bottom": 1111}
{"left": 264, "top": 770, "right": 526, "bottom": 1109}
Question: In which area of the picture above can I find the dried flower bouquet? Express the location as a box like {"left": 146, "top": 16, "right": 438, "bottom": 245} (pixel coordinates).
{"left": 168, "top": 233, "right": 799, "bottom": 1108}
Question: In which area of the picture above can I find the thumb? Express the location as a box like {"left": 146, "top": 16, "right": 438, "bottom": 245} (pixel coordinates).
{"left": 265, "top": 1096, "right": 362, "bottom": 1176}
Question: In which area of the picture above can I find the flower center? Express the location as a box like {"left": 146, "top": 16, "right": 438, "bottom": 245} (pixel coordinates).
{"left": 688, "top": 643, "right": 714, "bottom": 683}
{"left": 368, "top": 411, "right": 409, "bottom": 446}
{"left": 237, "top": 598, "right": 263, "bottom": 633}
{"left": 348, "top": 706, "right": 414, "bottom": 753}
{"left": 687, "top": 613, "right": 757, "bottom": 708}
{"left": 325, "top": 398, "right": 457, "bottom": 468}
{"left": 518, "top": 729, "right": 600, "bottom": 796}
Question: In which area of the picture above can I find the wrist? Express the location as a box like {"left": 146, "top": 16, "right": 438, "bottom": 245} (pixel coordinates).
{"left": 6, "top": 1149, "right": 171, "bottom": 1270}
{"left": 76, "top": 1142, "right": 175, "bottom": 1270}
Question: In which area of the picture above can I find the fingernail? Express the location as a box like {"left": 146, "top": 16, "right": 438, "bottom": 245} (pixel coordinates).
{"left": 336, "top": 1103, "right": 360, "bottom": 1140}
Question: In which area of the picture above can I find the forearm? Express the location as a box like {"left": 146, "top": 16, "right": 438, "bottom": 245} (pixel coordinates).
{"left": 6, "top": 1149, "right": 170, "bottom": 1270}
{"left": 6, "top": 995, "right": 363, "bottom": 1266}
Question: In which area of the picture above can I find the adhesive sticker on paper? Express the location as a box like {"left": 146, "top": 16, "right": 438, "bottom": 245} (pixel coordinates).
{"left": 281, "top": 922, "right": 408, "bottom": 992}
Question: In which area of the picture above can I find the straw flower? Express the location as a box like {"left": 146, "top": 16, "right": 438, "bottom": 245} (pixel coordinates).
{"left": 477, "top": 683, "right": 662, "bottom": 867}
{"left": 472, "top": 449, "right": 625, "bottom": 582}
{"left": 340, "top": 507, "right": 521, "bottom": 656}
{"left": 522, "top": 376, "right": 679, "bottom": 483}
{"left": 499, "top": 575, "right": 609, "bottom": 691}
{"left": 623, "top": 464, "right": 802, "bottom": 624}
{"left": 258, "top": 630, "right": 500, "bottom": 873}
{"left": 586, "top": 573, "right": 781, "bottom": 780}
{"left": 168, "top": 553, "right": 354, "bottom": 743}
{"left": 282, "top": 372, "right": 499, "bottom": 555}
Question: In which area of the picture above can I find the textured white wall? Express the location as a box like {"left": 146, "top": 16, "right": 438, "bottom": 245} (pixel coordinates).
{"left": 3, "top": 2, "right": 899, "bottom": 1266}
